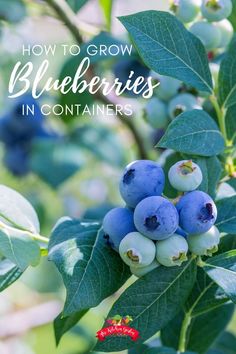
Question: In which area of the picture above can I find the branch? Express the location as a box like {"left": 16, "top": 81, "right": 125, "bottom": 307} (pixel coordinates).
{"left": 45, "top": 0, "right": 149, "bottom": 159}
{"left": 45, "top": 0, "right": 83, "bottom": 43}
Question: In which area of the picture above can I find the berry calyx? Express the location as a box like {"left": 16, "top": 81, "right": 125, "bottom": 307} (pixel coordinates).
{"left": 201, "top": 0, "right": 233, "bottom": 22}
{"left": 205, "top": 0, "right": 222, "bottom": 10}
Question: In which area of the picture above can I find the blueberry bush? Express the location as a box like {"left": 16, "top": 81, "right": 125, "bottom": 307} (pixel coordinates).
{"left": 1, "top": 0, "right": 236, "bottom": 353}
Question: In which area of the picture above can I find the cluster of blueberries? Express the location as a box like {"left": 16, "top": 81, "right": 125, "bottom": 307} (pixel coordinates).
{"left": 144, "top": 0, "right": 234, "bottom": 135}
{"left": 103, "top": 159, "right": 220, "bottom": 277}
{"left": 0, "top": 95, "right": 53, "bottom": 176}
{"left": 173, "top": 0, "right": 234, "bottom": 51}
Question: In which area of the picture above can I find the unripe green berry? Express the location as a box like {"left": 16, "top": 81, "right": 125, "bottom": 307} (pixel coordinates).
{"left": 188, "top": 226, "right": 220, "bottom": 256}
{"left": 215, "top": 19, "right": 234, "bottom": 48}
{"left": 154, "top": 73, "right": 181, "bottom": 101}
{"left": 144, "top": 97, "right": 169, "bottom": 129}
{"left": 190, "top": 21, "right": 221, "bottom": 50}
{"left": 168, "top": 160, "right": 203, "bottom": 192}
{"left": 168, "top": 93, "right": 201, "bottom": 119}
{"left": 201, "top": 0, "right": 233, "bottom": 22}
{"left": 170, "top": 0, "right": 201, "bottom": 23}
{"left": 156, "top": 234, "right": 188, "bottom": 267}
{"left": 119, "top": 232, "right": 156, "bottom": 268}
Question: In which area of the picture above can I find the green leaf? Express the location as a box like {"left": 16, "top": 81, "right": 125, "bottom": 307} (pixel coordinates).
{"left": 184, "top": 268, "right": 229, "bottom": 317}
{"left": 225, "top": 103, "right": 236, "bottom": 141}
{"left": 161, "top": 267, "right": 229, "bottom": 350}
{"left": 128, "top": 344, "right": 149, "bottom": 354}
{"left": 208, "top": 331, "right": 236, "bottom": 354}
{"left": 187, "top": 304, "right": 234, "bottom": 354}
{"left": 142, "top": 349, "right": 173, "bottom": 354}
{"left": 48, "top": 220, "right": 130, "bottom": 316}
{"left": 0, "top": 0, "right": 26, "bottom": 23}
{"left": 141, "top": 348, "right": 195, "bottom": 354}
{"left": 161, "top": 303, "right": 234, "bottom": 353}
{"left": 95, "top": 259, "right": 197, "bottom": 352}
{"left": 31, "top": 140, "right": 85, "bottom": 188}
{"left": 66, "top": 0, "right": 88, "bottom": 11}
{"left": 194, "top": 156, "right": 222, "bottom": 198}
{"left": 215, "top": 196, "right": 236, "bottom": 233}
{"left": 0, "top": 185, "right": 40, "bottom": 233}
{"left": 229, "top": 0, "right": 236, "bottom": 31}
{"left": 99, "top": 0, "right": 113, "bottom": 30}
{"left": 54, "top": 310, "right": 87, "bottom": 345}
{"left": 219, "top": 38, "right": 236, "bottom": 108}
{"left": 0, "top": 259, "right": 22, "bottom": 291}
{"left": 0, "top": 229, "right": 41, "bottom": 271}
{"left": 158, "top": 110, "right": 225, "bottom": 157}
{"left": 227, "top": 177, "right": 236, "bottom": 190}
{"left": 203, "top": 250, "right": 236, "bottom": 303}
{"left": 119, "top": 11, "right": 213, "bottom": 93}
{"left": 71, "top": 125, "right": 127, "bottom": 167}
{"left": 217, "top": 234, "right": 236, "bottom": 254}
{"left": 161, "top": 311, "right": 183, "bottom": 350}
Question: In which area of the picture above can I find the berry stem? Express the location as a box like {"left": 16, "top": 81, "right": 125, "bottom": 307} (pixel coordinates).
{"left": 178, "top": 311, "right": 191, "bottom": 353}
{"left": 44, "top": 0, "right": 150, "bottom": 160}
{"left": 41, "top": 248, "right": 49, "bottom": 256}
{"left": 209, "top": 95, "right": 235, "bottom": 176}
{"left": 32, "top": 234, "right": 50, "bottom": 244}
{"left": 196, "top": 256, "right": 206, "bottom": 267}
{"left": 209, "top": 95, "right": 227, "bottom": 143}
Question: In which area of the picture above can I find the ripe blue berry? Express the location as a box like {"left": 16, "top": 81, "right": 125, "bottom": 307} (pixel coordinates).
{"left": 190, "top": 21, "right": 221, "bottom": 50}
{"left": 103, "top": 207, "right": 136, "bottom": 251}
{"left": 119, "top": 232, "right": 156, "bottom": 268}
{"left": 130, "top": 260, "right": 159, "bottom": 277}
{"left": 188, "top": 226, "right": 220, "bottom": 256}
{"left": 144, "top": 97, "right": 169, "bottom": 129}
{"left": 168, "top": 160, "right": 203, "bottom": 192}
{"left": 155, "top": 74, "right": 181, "bottom": 101}
{"left": 119, "top": 160, "right": 165, "bottom": 208}
{"left": 170, "top": 0, "right": 201, "bottom": 23}
{"left": 168, "top": 93, "right": 201, "bottom": 119}
{"left": 0, "top": 95, "right": 44, "bottom": 145}
{"left": 134, "top": 196, "right": 179, "bottom": 240}
{"left": 156, "top": 234, "right": 188, "bottom": 267}
{"left": 215, "top": 19, "right": 234, "bottom": 47}
{"left": 201, "top": 0, "right": 233, "bottom": 22}
{"left": 4, "top": 145, "right": 29, "bottom": 176}
{"left": 176, "top": 191, "right": 217, "bottom": 234}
